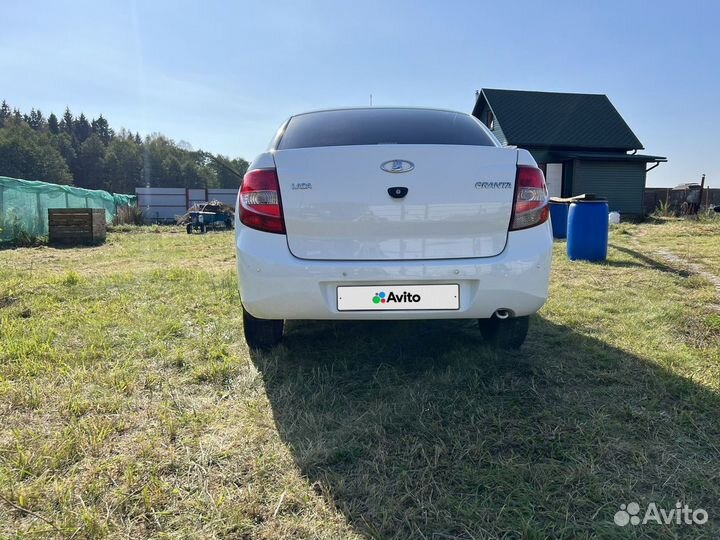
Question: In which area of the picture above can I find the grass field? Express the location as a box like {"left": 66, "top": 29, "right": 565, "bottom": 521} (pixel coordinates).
{"left": 1, "top": 219, "right": 719, "bottom": 539}
{"left": 631, "top": 217, "right": 720, "bottom": 277}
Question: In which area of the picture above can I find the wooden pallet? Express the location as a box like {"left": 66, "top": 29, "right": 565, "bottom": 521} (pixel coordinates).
{"left": 48, "top": 208, "right": 106, "bottom": 245}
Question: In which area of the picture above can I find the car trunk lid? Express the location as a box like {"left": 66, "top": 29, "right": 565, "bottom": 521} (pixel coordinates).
{"left": 273, "top": 144, "right": 518, "bottom": 260}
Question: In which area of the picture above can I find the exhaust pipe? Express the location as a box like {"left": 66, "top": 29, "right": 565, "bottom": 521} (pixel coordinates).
{"left": 494, "top": 309, "right": 511, "bottom": 320}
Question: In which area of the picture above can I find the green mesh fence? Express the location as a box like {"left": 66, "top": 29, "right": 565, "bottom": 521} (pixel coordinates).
{"left": 0, "top": 176, "right": 136, "bottom": 241}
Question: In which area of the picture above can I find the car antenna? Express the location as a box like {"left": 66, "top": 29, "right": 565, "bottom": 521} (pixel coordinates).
{"left": 200, "top": 151, "right": 245, "bottom": 180}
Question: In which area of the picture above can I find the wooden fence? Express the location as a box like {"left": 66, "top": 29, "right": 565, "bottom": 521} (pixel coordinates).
{"left": 644, "top": 187, "right": 720, "bottom": 215}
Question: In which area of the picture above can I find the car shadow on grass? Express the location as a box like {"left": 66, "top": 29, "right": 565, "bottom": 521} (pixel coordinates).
{"left": 250, "top": 317, "right": 720, "bottom": 539}
{"left": 609, "top": 244, "right": 692, "bottom": 277}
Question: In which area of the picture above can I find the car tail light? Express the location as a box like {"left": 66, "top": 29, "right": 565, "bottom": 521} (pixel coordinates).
{"left": 238, "top": 168, "right": 286, "bottom": 234}
{"left": 509, "top": 165, "right": 549, "bottom": 231}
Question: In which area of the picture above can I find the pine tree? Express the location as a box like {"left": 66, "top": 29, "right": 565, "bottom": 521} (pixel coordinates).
{"left": 48, "top": 113, "right": 60, "bottom": 134}
{"left": 60, "top": 107, "right": 74, "bottom": 135}
{"left": 28, "top": 109, "right": 46, "bottom": 130}
{"left": 73, "top": 113, "right": 92, "bottom": 143}
{"left": 75, "top": 134, "right": 106, "bottom": 188}
{"left": 0, "top": 100, "right": 10, "bottom": 127}
{"left": 51, "top": 133, "right": 77, "bottom": 174}
{"left": 12, "top": 109, "right": 22, "bottom": 122}
{"left": 91, "top": 115, "right": 113, "bottom": 145}
{"left": 134, "top": 132, "right": 142, "bottom": 145}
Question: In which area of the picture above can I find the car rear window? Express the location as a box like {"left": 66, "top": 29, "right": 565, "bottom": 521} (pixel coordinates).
{"left": 276, "top": 108, "right": 496, "bottom": 149}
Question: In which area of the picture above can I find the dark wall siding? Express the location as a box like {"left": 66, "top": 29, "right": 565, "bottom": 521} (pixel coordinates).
{"left": 490, "top": 120, "right": 507, "bottom": 146}
{"left": 562, "top": 161, "right": 574, "bottom": 198}
{"left": 528, "top": 150, "right": 554, "bottom": 164}
{"left": 572, "top": 160, "right": 647, "bottom": 215}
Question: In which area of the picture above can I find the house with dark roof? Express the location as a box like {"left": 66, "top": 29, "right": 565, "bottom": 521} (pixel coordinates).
{"left": 472, "top": 89, "right": 666, "bottom": 215}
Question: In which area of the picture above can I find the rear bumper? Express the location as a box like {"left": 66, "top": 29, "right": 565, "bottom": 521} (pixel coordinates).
{"left": 236, "top": 222, "right": 552, "bottom": 320}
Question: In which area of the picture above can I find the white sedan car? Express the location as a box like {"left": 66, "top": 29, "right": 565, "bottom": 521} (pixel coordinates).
{"left": 235, "top": 107, "right": 552, "bottom": 349}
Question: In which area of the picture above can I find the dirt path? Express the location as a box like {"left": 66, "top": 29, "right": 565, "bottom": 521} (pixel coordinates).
{"left": 656, "top": 249, "right": 720, "bottom": 311}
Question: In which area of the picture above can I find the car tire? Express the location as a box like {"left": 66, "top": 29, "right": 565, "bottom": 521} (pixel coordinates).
{"left": 186, "top": 223, "right": 193, "bottom": 234}
{"left": 242, "top": 306, "right": 283, "bottom": 350}
{"left": 478, "top": 315, "right": 530, "bottom": 350}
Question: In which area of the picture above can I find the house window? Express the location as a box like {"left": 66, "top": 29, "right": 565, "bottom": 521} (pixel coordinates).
{"left": 486, "top": 111, "right": 494, "bottom": 130}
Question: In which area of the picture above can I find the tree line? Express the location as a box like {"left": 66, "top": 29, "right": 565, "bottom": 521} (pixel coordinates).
{"left": 0, "top": 100, "right": 249, "bottom": 193}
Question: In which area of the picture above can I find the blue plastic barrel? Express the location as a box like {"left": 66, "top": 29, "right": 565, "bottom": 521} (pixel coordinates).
{"left": 548, "top": 201, "right": 569, "bottom": 239}
{"left": 567, "top": 200, "right": 609, "bottom": 261}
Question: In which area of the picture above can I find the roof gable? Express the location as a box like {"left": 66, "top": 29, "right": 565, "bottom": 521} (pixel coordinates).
{"left": 473, "top": 89, "right": 644, "bottom": 151}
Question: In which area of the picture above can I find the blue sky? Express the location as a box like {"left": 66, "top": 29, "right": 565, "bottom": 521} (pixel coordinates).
{"left": 1, "top": 0, "right": 717, "bottom": 187}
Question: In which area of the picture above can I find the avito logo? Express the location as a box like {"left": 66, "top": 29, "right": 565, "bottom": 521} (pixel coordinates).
{"left": 372, "top": 290, "right": 421, "bottom": 304}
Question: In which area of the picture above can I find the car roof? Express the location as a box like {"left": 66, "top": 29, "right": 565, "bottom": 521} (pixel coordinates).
{"left": 291, "top": 106, "right": 471, "bottom": 117}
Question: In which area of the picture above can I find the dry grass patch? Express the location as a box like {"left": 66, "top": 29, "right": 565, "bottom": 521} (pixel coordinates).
{"left": 1, "top": 224, "right": 719, "bottom": 539}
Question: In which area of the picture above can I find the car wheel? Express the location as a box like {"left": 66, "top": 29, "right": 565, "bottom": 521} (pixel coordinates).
{"left": 242, "top": 306, "right": 283, "bottom": 350}
{"left": 186, "top": 223, "right": 193, "bottom": 234}
{"left": 478, "top": 315, "right": 530, "bottom": 349}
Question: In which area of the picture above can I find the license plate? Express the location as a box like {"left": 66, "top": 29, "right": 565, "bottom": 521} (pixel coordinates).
{"left": 337, "top": 284, "right": 459, "bottom": 311}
